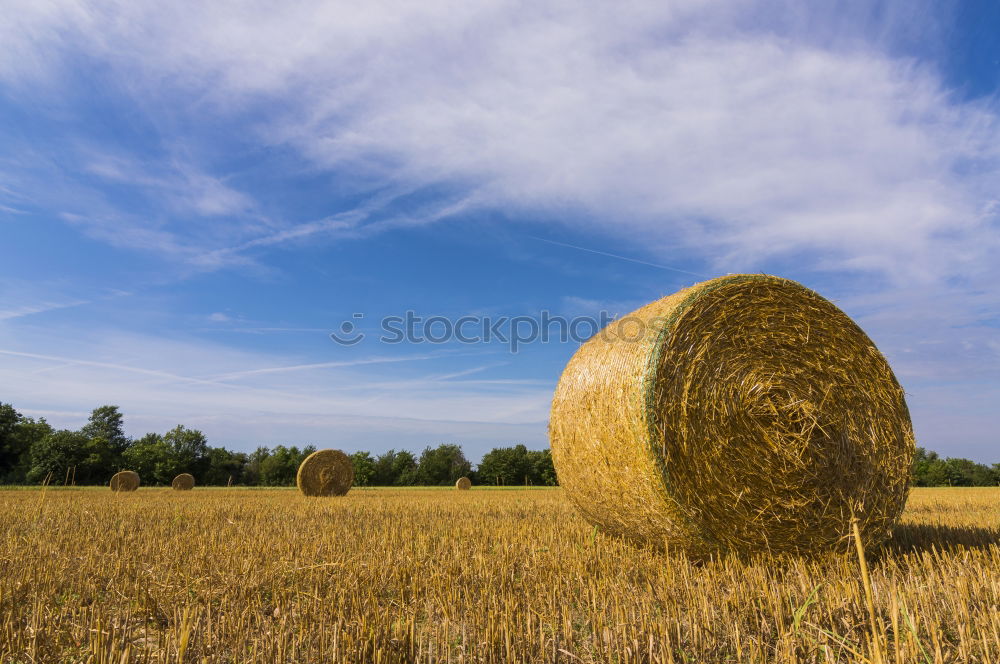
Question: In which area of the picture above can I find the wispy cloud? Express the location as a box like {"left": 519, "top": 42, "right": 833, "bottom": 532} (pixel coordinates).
{"left": 189, "top": 214, "right": 361, "bottom": 271}
{"left": 0, "top": 204, "right": 27, "bottom": 215}
{"left": 6, "top": 1, "right": 997, "bottom": 284}
{"left": 84, "top": 153, "right": 253, "bottom": 217}
{"left": 0, "top": 299, "right": 91, "bottom": 321}
{"left": 0, "top": 282, "right": 133, "bottom": 322}
{"left": 203, "top": 327, "right": 330, "bottom": 334}
{"left": 6, "top": 140, "right": 471, "bottom": 277}
{"left": 528, "top": 236, "right": 706, "bottom": 278}
{"left": 190, "top": 188, "right": 477, "bottom": 270}
{"left": 0, "top": 180, "right": 33, "bottom": 216}
{"left": 0, "top": 348, "right": 223, "bottom": 387}
{"left": 208, "top": 353, "right": 448, "bottom": 382}
{"left": 0, "top": 327, "right": 551, "bottom": 454}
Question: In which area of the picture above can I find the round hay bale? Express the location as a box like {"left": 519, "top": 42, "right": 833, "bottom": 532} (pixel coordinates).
{"left": 455, "top": 476, "right": 472, "bottom": 490}
{"left": 549, "top": 274, "right": 913, "bottom": 556}
{"left": 171, "top": 473, "right": 195, "bottom": 491}
{"left": 109, "top": 470, "right": 140, "bottom": 492}
{"left": 296, "top": 449, "right": 353, "bottom": 497}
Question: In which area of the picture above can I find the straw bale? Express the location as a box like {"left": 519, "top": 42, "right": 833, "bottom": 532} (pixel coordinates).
{"left": 109, "top": 470, "right": 140, "bottom": 492}
{"left": 297, "top": 449, "right": 354, "bottom": 497}
{"left": 455, "top": 476, "right": 472, "bottom": 490}
{"left": 549, "top": 274, "right": 913, "bottom": 556}
{"left": 171, "top": 473, "right": 195, "bottom": 491}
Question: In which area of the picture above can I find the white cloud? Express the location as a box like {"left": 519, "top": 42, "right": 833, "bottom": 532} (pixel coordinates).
{"left": 84, "top": 153, "right": 253, "bottom": 217}
{"left": 208, "top": 354, "right": 448, "bottom": 381}
{"left": 0, "top": 299, "right": 90, "bottom": 321}
{"left": 0, "top": 279, "right": 134, "bottom": 321}
{"left": 3, "top": 1, "right": 998, "bottom": 284}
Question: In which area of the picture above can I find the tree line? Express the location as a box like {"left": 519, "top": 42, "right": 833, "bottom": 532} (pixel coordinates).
{"left": 910, "top": 447, "right": 1000, "bottom": 487}
{"left": 2, "top": 402, "right": 997, "bottom": 487}
{"left": 0, "top": 403, "right": 556, "bottom": 487}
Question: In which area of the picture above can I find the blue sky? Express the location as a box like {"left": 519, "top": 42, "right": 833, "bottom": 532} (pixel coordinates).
{"left": 1, "top": 1, "right": 999, "bottom": 461}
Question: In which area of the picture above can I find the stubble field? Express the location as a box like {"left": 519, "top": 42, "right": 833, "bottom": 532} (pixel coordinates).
{"left": 1, "top": 486, "right": 998, "bottom": 663}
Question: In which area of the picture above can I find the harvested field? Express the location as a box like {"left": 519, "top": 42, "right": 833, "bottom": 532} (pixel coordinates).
{"left": 0, "top": 486, "right": 997, "bottom": 663}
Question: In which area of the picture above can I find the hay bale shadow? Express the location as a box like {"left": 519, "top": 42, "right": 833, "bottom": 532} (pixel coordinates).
{"left": 880, "top": 523, "right": 1000, "bottom": 556}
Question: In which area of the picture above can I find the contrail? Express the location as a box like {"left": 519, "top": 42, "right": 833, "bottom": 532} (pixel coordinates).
{"left": 526, "top": 235, "right": 706, "bottom": 278}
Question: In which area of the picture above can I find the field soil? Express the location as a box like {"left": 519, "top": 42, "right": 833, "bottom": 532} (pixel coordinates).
{"left": 1, "top": 486, "right": 998, "bottom": 663}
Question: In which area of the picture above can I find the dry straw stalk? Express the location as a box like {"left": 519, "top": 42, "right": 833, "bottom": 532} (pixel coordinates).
{"left": 455, "top": 477, "right": 472, "bottom": 490}
{"left": 549, "top": 274, "right": 914, "bottom": 556}
{"left": 296, "top": 449, "right": 354, "bottom": 497}
{"left": 109, "top": 470, "right": 140, "bottom": 492}
{"left": 171, "top": 473, "right": 195, "bottom": 491}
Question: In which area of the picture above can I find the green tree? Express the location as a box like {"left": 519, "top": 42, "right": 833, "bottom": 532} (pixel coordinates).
{"left": 911, "top": 447, "right": 935, "bottom": 486}
{"left": 26, "top": 430, "right": 112, "bottom": 484}
{"left": 81, "top": 405, "right": 130, "bottom": 455}
{"left": 259, "top": 445, "right": 315, "bottom": 486}
{"left": 372, "top": 450, "right": 397, "bottom": 486}
{"left": 258, "top": 446, "right": 295, "bottom": 486}
{"left": 912, "top": 447, "right": 998, "bottom": 487}
{"left": 162, "top": 425, "right": 209, "bottom": 477}
{"left": 1, "top": 405, "right": 54, "bottom": 483}
{"left": 944, "top": 458, "right": 995, "bottom": 486}
{"left": 123, "top": 433, "right": 172, "bottom": 484}
{"left": 372, "top": 449, "right": 419, "bottom": 486}
{"left": 242, "top": 446, "right": 270, "bottom": 486}
{"left": 526, "top": 448, "right": 557, "bottom": 485}
{"left": 0, "top": 403, "right": 26, "bottom": 482}
{"left": 416, "top": 444, "right": 472, "bottom": 485}
{"left": 924, "top": 459, "right": 953, "bottom": 486}
{"left": 80, "top": 437, "right": 116, "bottom": 484}
{"left": 912, "top": 447, "right": 953, "bottom": 486}
{"left": 350, "top": 451, "right": 376, "bottom": 487}
{"left": 477, "top": 444, "right": 532, "bottom": 485}
{"left": 396, "top": 459, "right": 420, "bottom": 486}
{"left": 202, "top": 447, "right": 247, "bottom": 485}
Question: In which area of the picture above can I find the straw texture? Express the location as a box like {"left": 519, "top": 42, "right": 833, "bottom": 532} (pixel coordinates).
{"left": 549, "top": 274, "right": 914, "bottom": 556}
{"left": 109, "top": 470, "right": 140, "bottom": 492}
{"left": 171, "top": 473, "right": 195, "bottom": 491}
{"left": 455, "top": 477, "right": 472, "bottom": 490}
{"left": 296, "top": 449, "right": 354, "bottom": 497}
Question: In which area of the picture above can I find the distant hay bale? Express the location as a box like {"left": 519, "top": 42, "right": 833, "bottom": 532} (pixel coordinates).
{"left": 296, "top": 449, "right": 354, "bottom": 497}
{"left": 549, "top": 274, "right": 914, "bottom": 556}
{"left": 455, "top": 476, "right": 472, "bottom": 490}
{"left": 171, "top": 473, "right": 195, "bottom": 491}
{"left": 109, "top": 470, "right": 140, "bottom": 492}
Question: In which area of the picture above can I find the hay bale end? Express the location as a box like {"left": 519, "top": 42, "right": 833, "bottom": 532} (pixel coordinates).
{"left": 549, "top": 274, "right": 914, "bottom": 556}
{"left": 297, "top": 449, "right": 354, "bottom": 497}
{"left": 171, "top": 473, "right": 195, "bottom": 491}
{"left": 109, "top": 470, "right": 140, "bottom": 492}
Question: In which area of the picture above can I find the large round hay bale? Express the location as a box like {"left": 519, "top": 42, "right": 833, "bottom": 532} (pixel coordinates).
{"left": 296, "top": 449, "right": 353, "bottom": 497}
{"left": 171, "top": 473, "right": 195, "bottom": 491}
{"left": 109, "top": 470, "right": 140, "bottom": 492}
{"left": 455, "top": 476, "right": 472, "bottom": 490}
{"left": 549, "top": 274, "right": 914, "bottom": 556}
